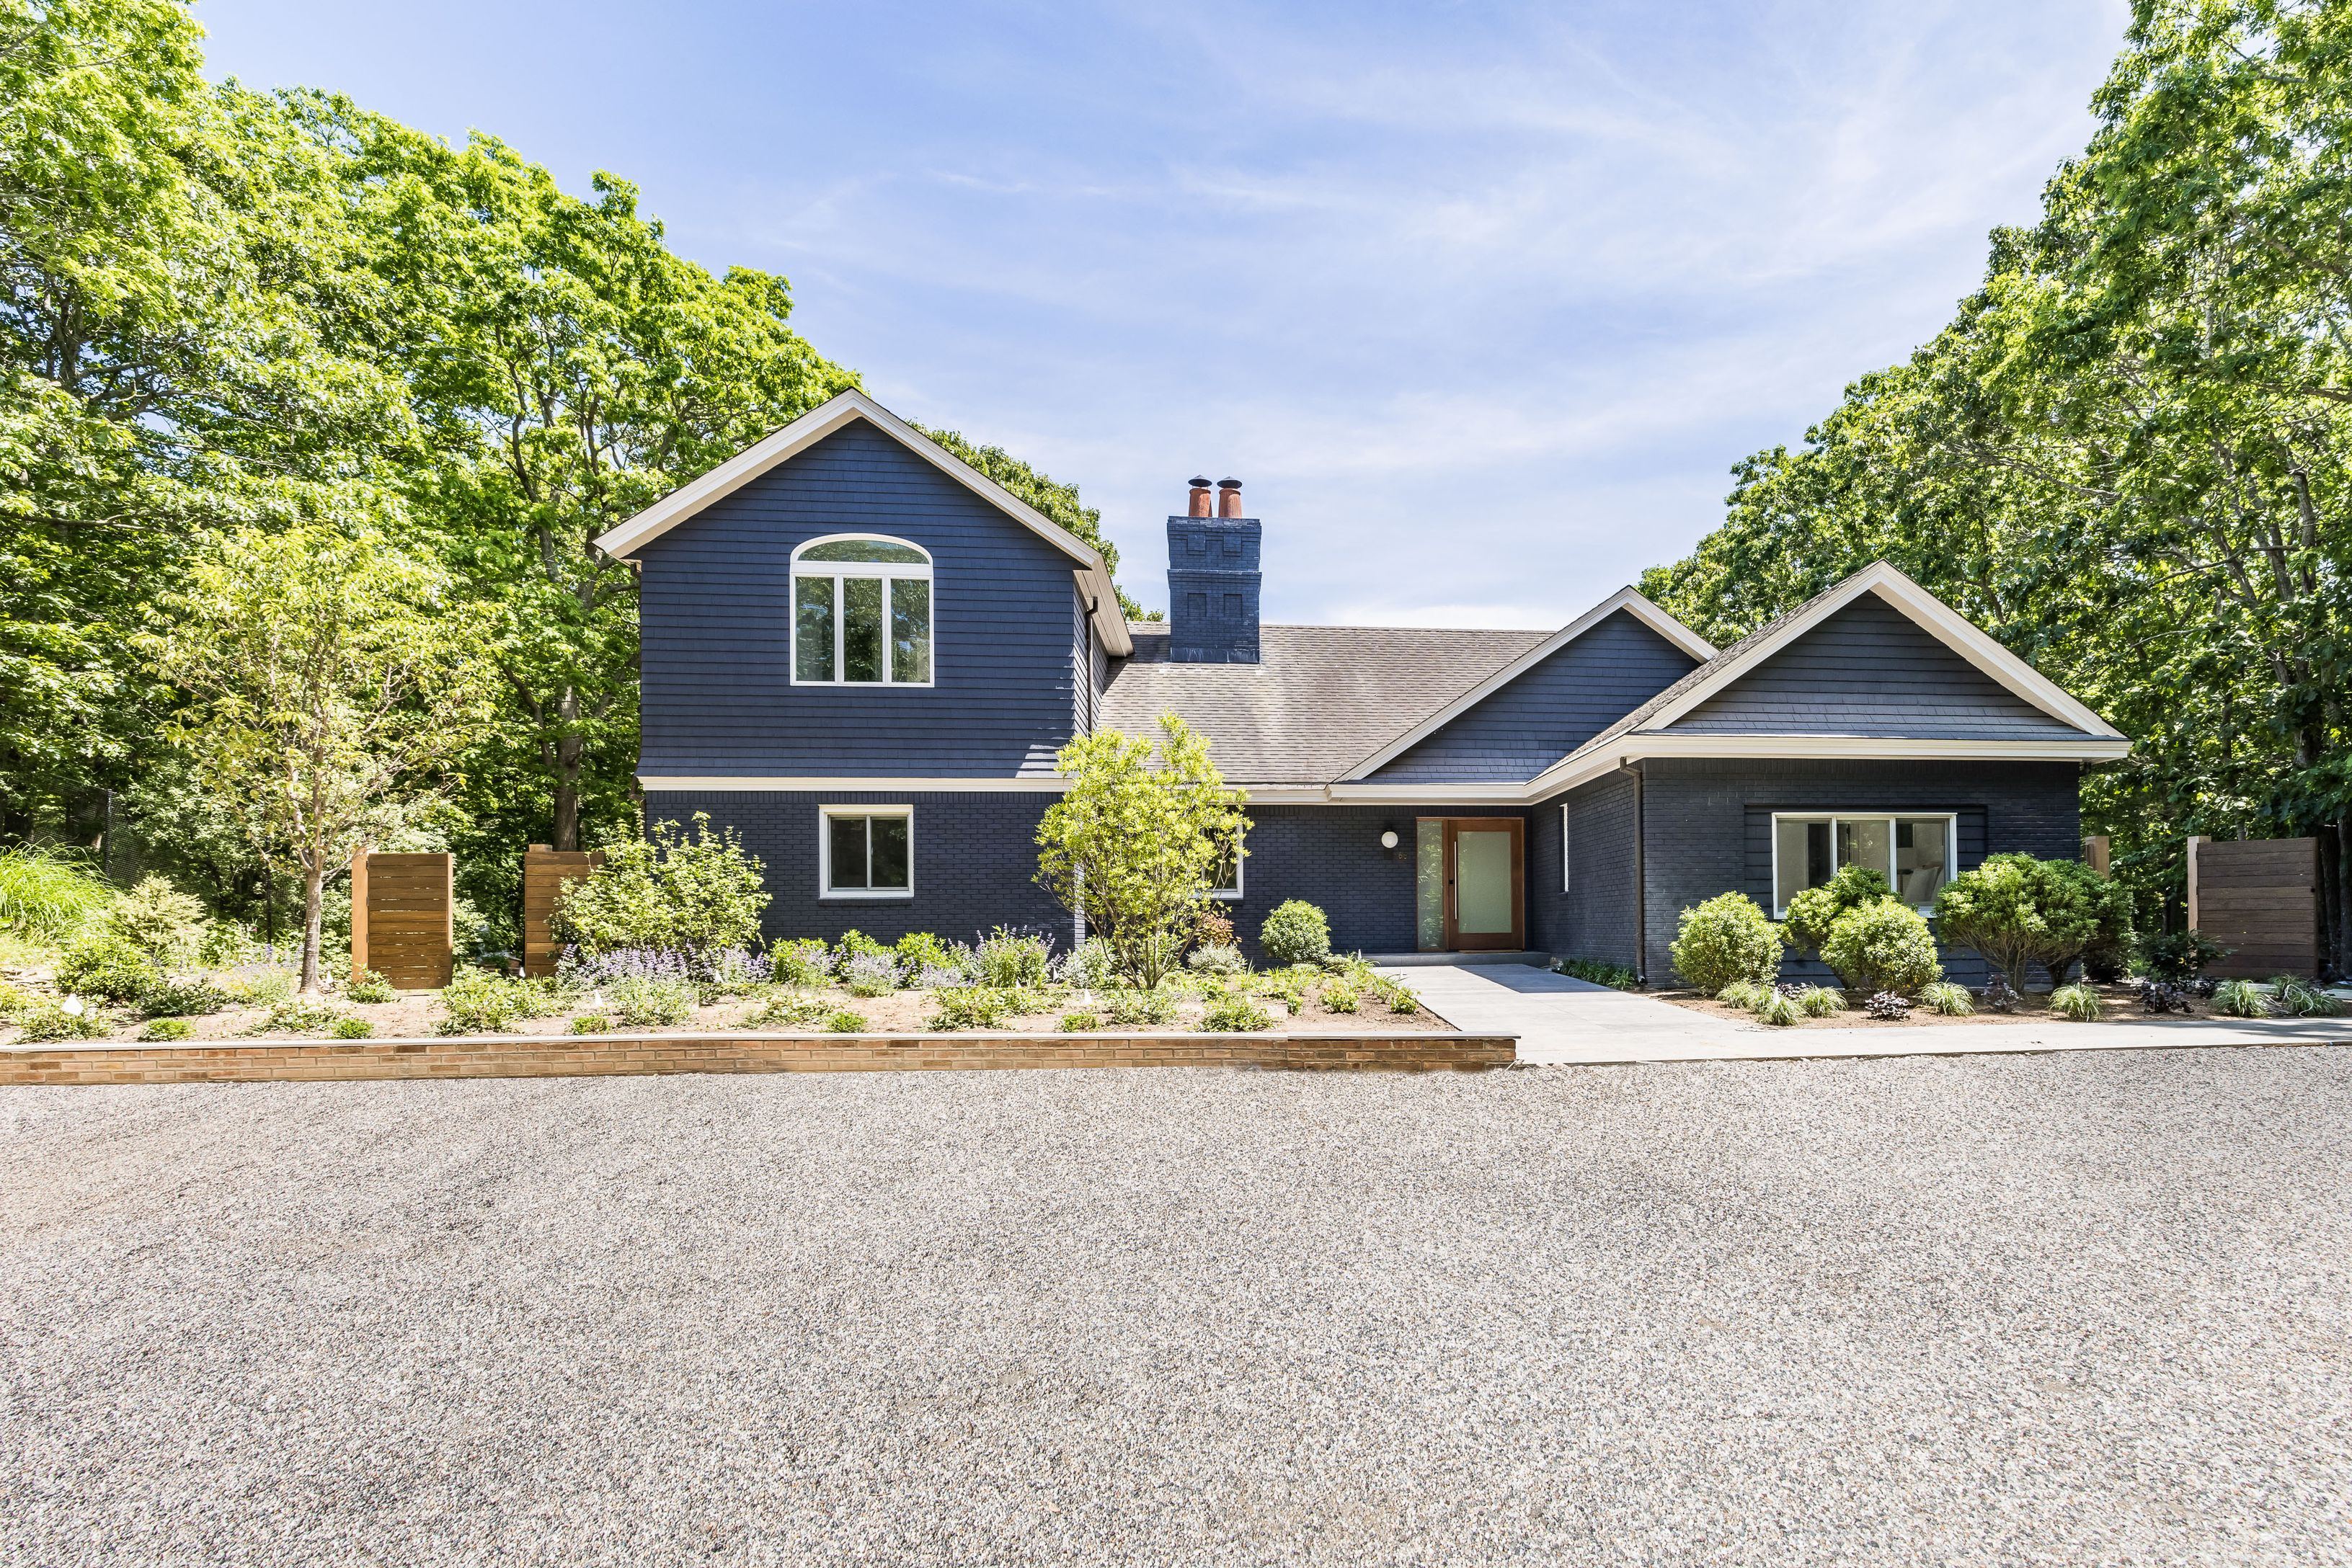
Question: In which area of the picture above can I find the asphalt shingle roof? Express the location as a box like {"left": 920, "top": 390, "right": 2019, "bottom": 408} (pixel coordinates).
{"left": 1097, "top": 624, "right": 1547, "bottom": 785}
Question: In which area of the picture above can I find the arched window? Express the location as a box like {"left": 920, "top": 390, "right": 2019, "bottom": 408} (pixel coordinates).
{"left": 791, "top": 535, "right": 933, "bottom": 685}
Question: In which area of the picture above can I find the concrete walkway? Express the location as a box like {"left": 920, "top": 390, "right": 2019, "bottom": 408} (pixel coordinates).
{"left": 1383, "top": 962, "right": 2352, "bottom": 1065}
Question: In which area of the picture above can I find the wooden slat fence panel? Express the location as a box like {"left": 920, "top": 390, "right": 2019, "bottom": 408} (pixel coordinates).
{"left": 355, "top": 852, "right": 453, "bottom": 990}
{"left": 2188, "top": 836, "right": 2320, "bottom": 979}
{"left": 522, "top": 847, "right": 604, "bottom": 979}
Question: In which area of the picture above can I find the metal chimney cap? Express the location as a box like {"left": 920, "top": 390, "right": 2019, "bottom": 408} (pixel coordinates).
{"left": 1189, "top": 476, "right": 1212, "bottom": 488}
{"left": 1216, "top": 477, "right": 1242, "bottom": 489}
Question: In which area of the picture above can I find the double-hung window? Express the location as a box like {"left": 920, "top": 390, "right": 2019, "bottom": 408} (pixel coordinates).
{"left": 821, "top": 807, "right": 912, "bottom": 899}
{"left": 791, "top": 535, "right": 933, "bottom": 685}
{"left": 1210, "top": 836, "right": 1243, "bottom": 901}
{"left": 1772, "top": 814, "right": 1955, "bottom": 916}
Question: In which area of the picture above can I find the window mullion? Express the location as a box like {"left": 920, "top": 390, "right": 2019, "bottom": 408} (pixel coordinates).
{"left": 833, "top": 576, "right": 843, "bottom": 685}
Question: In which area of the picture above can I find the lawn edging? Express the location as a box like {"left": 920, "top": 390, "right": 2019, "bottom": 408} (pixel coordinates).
{"left": 0, "top": 1028, "right": 1517, "bottom": 1085}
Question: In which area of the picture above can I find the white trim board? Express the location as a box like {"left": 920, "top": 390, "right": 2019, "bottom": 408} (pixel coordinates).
{"left": 639, "top": 775, "right": 1071, "bottom": 793}
{"left": 593, "top": 389, "right": 1132, "bottom": 658}
{"left": 1341, "top": 587, "right": 1715, "bottom": 781}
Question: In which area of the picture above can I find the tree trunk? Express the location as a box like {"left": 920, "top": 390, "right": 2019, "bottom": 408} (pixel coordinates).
{"left": 298, "top": 859, "right": 327, "bottom": 994}
{"left": 551, "top": 686, "right": 584, "bottom": 851}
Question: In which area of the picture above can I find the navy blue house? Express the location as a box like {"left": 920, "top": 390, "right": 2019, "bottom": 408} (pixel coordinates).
{"left": 596, "top": 391, "right": 2129, "bottom": 983}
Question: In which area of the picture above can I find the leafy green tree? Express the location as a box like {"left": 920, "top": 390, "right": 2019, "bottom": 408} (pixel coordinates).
{"left": 915, "top": 423, "right": 1152, "bottom": 621}
{"left": 1035, "top": 715, "right": 1250, "bottom": 988}
{"left": 552, "top": 812, "right": 770, "bottom": 957}
{"left": 1933, "top": 854, "right": 2105, "bottom": 994}
{"left": 146, "top": 523, "right": 491, "bottom": 993}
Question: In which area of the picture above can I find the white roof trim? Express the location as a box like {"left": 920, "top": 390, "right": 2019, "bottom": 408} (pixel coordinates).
{"left": 1524, "top": 731, "right": 2131, "bottom": 801}
{"left": 594, "top": 389, "right": 1131, "bottom": 658}
{"left": 1640, "top": 562, "right": 2122, "bottom": 740}
{"left": 1339, "top": 587, "right": 1716, "bottom": 781}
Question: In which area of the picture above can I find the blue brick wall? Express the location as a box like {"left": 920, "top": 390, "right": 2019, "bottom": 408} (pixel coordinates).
{"left": 1635, "top": 758, "right": 2083, "bottom": 986}
{"left": 1165, "top": 515, "right": 1261, "bottom": 664}
{"left": 636, "top": 422, "right": 1084, "bottom": 778}
{"left": 1528, "top": 773, "right": 1639, "bottom": 969}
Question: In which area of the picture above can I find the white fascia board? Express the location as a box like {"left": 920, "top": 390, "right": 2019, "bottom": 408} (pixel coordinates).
{"left": 639, "top": 775, "right": 1073, "bottom": 793}
{"left": 593, "top": 389, "right": 1132, "bottom": 658}
{"left": 1524, "top": 732, "right": 2134, "bottom": 801}
{"left": 1338, "top": 587, "right": 1717, "bottom": 782}
{"left": 1640, "top": 562, "right": 2121, "bottom": 740}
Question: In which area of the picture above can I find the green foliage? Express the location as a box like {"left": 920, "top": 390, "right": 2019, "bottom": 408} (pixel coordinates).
{"left": 1934, "top": 855, "right": 2104, "bottom": 994}
{"left": 1716, "top": 979, "right": 1767, "bottom": 1012}
{"left": 1201, "top": 992, "right": 1273, "bottom": 1033}
{"left": 140, "top": 1017, "right": 192, "bottom": 1042}
{"left": 16, "top": 1000, "right": 110, "bottom": 1042}
{"left": 833, "top": 930, "right": 894, "bottom": 974}
{"left": 1371, "top": 976, "right": 1420, "bottom": 1016}
{"left": 1186, "top": 943, "right": 1246, "bottom": 976}
{"left": 822, "top": 1009, "right": 868, "bottom": 1034}
{"left": 1920, "top": 981, "right": 1976, "bottom": 1016}
{"left": 0, "top": 980, "right": 35, "bottom": 1020}
{"left": 1668, "top": 893, "right": 1782, "bottom": 993}
{"left": 1796, "top": 986, "right": 1846, "bottom": 1017}
{"left": 2049, "top": 984, "right": 2103, "bottom": 1023}
{"left": 1779, "top": 866, "right": 1894, "bottom": 956}
{"left": 1820, "top": 902, "right": 1942, "bottom": 996}
{"left": 101, "top": 876, "right": 208, "bottom": 970}
{"left": 1754, "top": 990, "right": 1802, "bottom": 1027}
{"left": 2211, "top": 979, "right": 2267, "bottom": 1018}
{"left": 56, "top": 933, "right": 158, "bottom": 1004}
{"left": 437, "top": 969, "right": 531, "bottom": 1034}
{"left": 913, "top": 424, "right": 1143, "bottom": 620}
{"left": 223, "top": 966, "right": 296, "bottom": 1006}
{"left": 1259, "top": 901, "right": 1332, "bottom": 968}
{"left": 0, "top": 847, "right": 110, "bottom": 942}
{"left": 1036, "top": 716, "right": 1249, "bottom": 989}
{"left": 2267, "top": 975, "right": 2343, "bottom": 1018}
{"left": 1558, "top": 957, "right": 1636, "bottom": 989}
{"left": 252, "top": 998, "right": 346, "bottom": 1037}
{"left": 894, "top": 932, "right": 956, "bottom": 979}
{"left": 345, "top": 969, "right": 395, "bottom": 1004}
{"left": 608, "top": 977, "right": 696, "bottom": 1028}
{"left": 556, "top": 814, "right": 770, "bottom": 957}
{"left": 745, "top": 992, "right": 828, "bottom": 1030}
{"left": 1052, "top": 939, "right": 1118, "bottom": 992}
{"left": 1318, "top": 980, "right": 1361, "bottom": 1014}
{"left": 138, "top": 976, "right": 228, "bottom": 1018}
{"left": 925, "top": 986, "right": 1024, "bottom": 1031}
{"left": 769, "top": 939, "right": 830, "bottom": 987}
{"left": 2143, "top": 930, "right": 2229, "bottom": 984}
{"left": 330, "top": 1015, "right": 374, "bottom": 1040}
{"left": 1058, "top": 1012, "right": 1101, "bottom": 1032}
{"left": 569, "top": 1014, "right": 613, "bottom": 1035}
{"left": 1102, "top": 987, "right": 1179, "bottom": 1028}
{"left": 972, "top": 927, "right": 1051, "bottom": 988}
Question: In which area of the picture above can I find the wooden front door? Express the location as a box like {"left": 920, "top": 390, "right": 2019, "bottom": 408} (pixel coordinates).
{"left": 1443, "top": 818, "right": 1525, "bottom": 951}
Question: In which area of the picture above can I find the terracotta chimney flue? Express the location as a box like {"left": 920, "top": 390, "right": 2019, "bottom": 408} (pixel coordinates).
{"left": 1217, "top": 477, "right": 1243, "bottom": 518}
{"left": 1187, "top": 476, "right": 1213, "bottom": 517}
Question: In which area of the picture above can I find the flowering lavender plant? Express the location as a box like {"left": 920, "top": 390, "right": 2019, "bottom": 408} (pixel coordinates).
{"left": 558, "top": 946, "right": 691, "bottom": 992}
{"left": 698, "top": 947, "right": 772, "bottom": 993}
{"left": 843, "top": 953, "right": 899, "bottom": 998}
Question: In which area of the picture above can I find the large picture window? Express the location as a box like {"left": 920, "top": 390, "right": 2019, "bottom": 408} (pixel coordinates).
{"left": 791, "top": 535, "right": 933, "bottom": 685}
{"left": 821, "top": 807, "right": 912, "bottom": 899}
{"left": 1772, "top": 814, "right": 1954, "bottom": 916}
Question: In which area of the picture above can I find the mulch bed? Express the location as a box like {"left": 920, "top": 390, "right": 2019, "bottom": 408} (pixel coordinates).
{"left": 1653, "top": 980, "right": 2232, "bottom": 1028}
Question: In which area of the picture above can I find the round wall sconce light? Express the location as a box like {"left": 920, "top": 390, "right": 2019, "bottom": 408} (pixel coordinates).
{"left": 1379, "top": 829, "right": 1400, "bottom": 850}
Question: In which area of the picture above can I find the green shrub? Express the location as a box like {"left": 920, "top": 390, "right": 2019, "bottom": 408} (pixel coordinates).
{"left": 973, "top": 927, "right": 1052, "bottom": 988}
{"left": 140, "top": 1017, "right": 192, "bottom": 1042}
{"left": 1259, "top": 901, "right": 1332, "bottom": 968}
{"left": 1716, "top": 979, "right": 1767, "bottom": 1011}
{"left": 1780, "top": 865, "right": 1894, "bottom": 955}
{"left": 1257, "top": 980, "right": 1305, "bottom": 1015}
{"left": 138, "top": 976, "right": 228, "bottom": 1017}
{"left": 2049, "top": 983, "right": 2103, "bottom": 1022}
{"left": 345, "top": 969, "right": 396, "bottom": 1004}
{"left": 1319, "top": 980, "right": 1361, "bottom": 1014}
{"left": 2039, "top": 862, "right": 2136, "bottom": 984}
{"left": 223, "top": 966, "right": 295, "bottom": 1006}
{"left": 1669, "top": 894, "right": 1780, "bottom": 993}
{"left": 1558, "top": 957, "right": 1636, "bottom": 989}
{"left": 822, "top": 1008, "right": 869, "bottom": 1033}
{"left": 926, "top": 986, "right": 1020, "bottom": 1030}
{"left": 2142, "top": 929, "right": 2229, "bottom": 984}
{"left": 894, "top": 932, "right": 956, "bottom": 980}
{"left": 252, "top": 998, "right": 345, "bottom": 1036}
{"left": 101, "top": 876, "right": 209, "bottom": 969}
{"left": 0, "top": 846, "right": 111, "bottom": 942}
{"left": 1202, "top": 992, "right": 1272, "bottom": 1032}
{"left": 1372, "top": 976, "right": 1420, "bottom": 1015}
{"left": 609, "top": 977, "right": 696, "bottom": 1028}
{"left": 1920, "top": 981, "right": 1975, "bottom": 1016}
{"left": 198, "top": 922, "right": 258, "bottom": 969}
{"left": 2210, "top": 979, "right": 2266, "bottom": 1018}
{"left": 1796, "top": 986, "right": 1845, "bottom": 1017}
{"left": 16, "top": 1000, "right": 110, "bottom": 1041}
{"left": 1059, "top": 1012, "right": 1100, "bottom": 1032}
{"left": 569, "top": 1014, "right": 613, "bottom": 1035}
{"left": 1934, "top": 854, "right": 2105, "bottom": 994}
{"left": 1102, "top": 987, "right": 1179, "bottom": 1027}
{"left": 745, "top": 992, "right": 828, "bottom": 1030}
{"left": 2267, "top": 974, "right": 2343, "bottom": 1017}
{"left": 1754, "top": 990, "right": 1801, "bottom": 1027}
{"left": 330, "top": 1015, "right": 374, "bottom": 1040}
{"left": 438, "top": 970, "right": 531, "bottom": 1035}
{"left": 56, "top": 933, "right": 159, "bottom": 1004}
{"left": 553, "top": 812, "right": 770, "bottom": 956}
{"left": 841, "top": 953, "right": 899, "bottom": 997}
{"left": 1819, "top": 901, "right": 1941, "bottom": 995}
{"left": 1187, "top": 943, "right": 1246, "bottom": 975}
{"left": 1052, "top": 938, "right": 1118, "bottom": 992}
{"left": 0, "top": 980, "right": 37, "bottom": 1020}
{"left": 769, "top": 939, "right": 831, "bottom": 987}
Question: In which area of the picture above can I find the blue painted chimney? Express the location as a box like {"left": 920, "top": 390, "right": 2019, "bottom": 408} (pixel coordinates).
{"left": 1166, "top": 477, "right": 1260, "bottom": 664}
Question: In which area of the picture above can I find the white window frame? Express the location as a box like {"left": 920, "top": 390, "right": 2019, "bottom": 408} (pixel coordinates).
{"left": 789, "top": 533, "right": 936, "bottom": 687}
{"left": 1211, "top": 836, "right": 1243, "bottom": 901}
{"left": 1561, "top": 804, "right": 1571, "bottom": 892}
{"left": 1769, "top": 812, "right": 1956, "bottom": 917}
{"left": 818, "top": 804, "right": 914, "bottom": 900}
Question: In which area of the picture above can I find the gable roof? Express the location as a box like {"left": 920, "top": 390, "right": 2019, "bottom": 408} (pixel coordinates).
{"left": 1099, "top": 623, "right": 1548, "bottom": 785}
{"left": 593, "top": 389, "right": 1131, "bottom": 656}
{"left": 1339, "top": 587, "right": 1713, "bottom": 781}
{"left": 1519, "top": 561, "right": 2126, "bottom": 797}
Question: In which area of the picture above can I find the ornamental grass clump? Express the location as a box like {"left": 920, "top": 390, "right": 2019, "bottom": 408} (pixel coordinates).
{"left": 1669, "top": 893, "right": 1780, "bottom": 994}
{"left": 1715, "top": 979, "right": 1768, "bottom": 1012}
{"left": 2266, "top": 974, "right": 2342, "bottom": 1016}
{"left": 1558, "top": 957, "right": 1636, "bottom": 989}
{"left": 1819, "top": 901, "right": 1941, "bottom": 997}
{"left": 1754, "top": 989, "right": 1802, "bottom": 1027}
{"left": 0, "top": 845, "right": 111, "bottom": 943}
{"left": 2049, "top": 983, "right": 2103, "bottom": 1022}
{"left": 2209, "top": 979, "right": 2266, "bottom": 1017}
{"left": 1796, "top": 985, "right": 1845, "bottom": 1017}
{"left": 1920, "top": 981, "right": 1975, "bottom": 1016}
{"left": 1259, "top": 901, "right": 1332, "bottom": 968}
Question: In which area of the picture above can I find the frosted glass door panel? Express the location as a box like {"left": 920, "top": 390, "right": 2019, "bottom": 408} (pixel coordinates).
{"left": 1455, "top": 830, "right": 1515, "bottom": 935}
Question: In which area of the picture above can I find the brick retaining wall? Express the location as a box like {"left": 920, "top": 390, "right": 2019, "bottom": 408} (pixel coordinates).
{"left": 0, "top": 1030, "right": 1517, "bottom": 1087}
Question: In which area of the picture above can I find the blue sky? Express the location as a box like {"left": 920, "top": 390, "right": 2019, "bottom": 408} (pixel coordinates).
{"left": 198, "top": 0, "right": 2127, "bottom": 628}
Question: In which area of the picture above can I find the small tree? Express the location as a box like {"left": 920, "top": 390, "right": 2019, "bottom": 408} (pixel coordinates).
{"left": 1933, "top": 853, "right": 2103, "bottom": 995}
{"left": 148, "top": 523, "right": 489, "bottom": 994}
{"left": 1035, "top": 715, "right": 1249, "bottom": 988}
{"left": 553, "top": 811, "right": 770, "bottom": 958}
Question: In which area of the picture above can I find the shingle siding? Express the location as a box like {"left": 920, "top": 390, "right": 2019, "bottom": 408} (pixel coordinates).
{"left": 1636, "top": 758, "right": 2082, "bottom": 986}
{"left": 1668, "top": 593, "right": 2080, "bottom": 740}
{"left": 636, "top": 422, "right": 1083, "bottom": 778}
{"left": 1372, "top": 610, "right": 1700, "bottom": 783}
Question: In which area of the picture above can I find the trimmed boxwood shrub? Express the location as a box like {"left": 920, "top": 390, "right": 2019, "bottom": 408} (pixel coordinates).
{"left": 1934, "top": 853, "right": 2105, "bottom": 994}
{"left": 1259, "top": 901, "right": 1331, "bottom": 968}
{"left": 1780, "top": 865, "right": 1894, "bottom": 956}
{"left": 1819, "top": 901, "right": 1941, "bottom": 995}
{"left": 1667, "top": 893, "right": 1780, "bottom": 994}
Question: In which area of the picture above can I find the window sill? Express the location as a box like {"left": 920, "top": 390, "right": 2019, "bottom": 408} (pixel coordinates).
{"left": 1210, "top": 890, "right": 1242, "bottom": 902}
{"left": 820, "top": 889, "right": 915, "bottom": 901}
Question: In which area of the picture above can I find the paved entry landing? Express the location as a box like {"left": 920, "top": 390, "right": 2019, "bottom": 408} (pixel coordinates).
{"left": 1383, "top": 963, "right": 2352, "bottom": 1065}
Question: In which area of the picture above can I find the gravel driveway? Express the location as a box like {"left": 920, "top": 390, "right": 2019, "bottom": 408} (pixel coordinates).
{"left": 4, "top": 1050, "right": 2349, "bottom": 1566}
